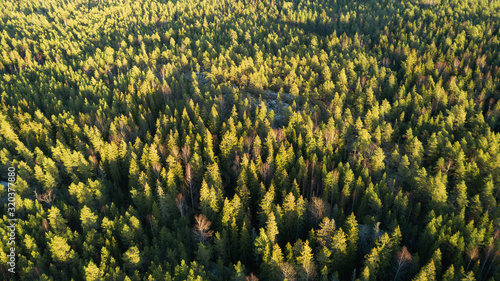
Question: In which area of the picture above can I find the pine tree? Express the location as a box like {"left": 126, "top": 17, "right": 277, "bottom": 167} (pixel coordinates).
{"left": 48, "top": 206, "right": 68, "bottom": 233}
{"left": 296, "top": 240, "right": 316, "bottom": 280}
{"left": 412, "top": 260, "right": 436, "bottom": 281}
{"left": 255, "top": 228, "right": 272, "bottom": 278}
{"left": 322, "top": 169, "right": 339, "bottom": 206}
{"left": 195, "top": 242, "right": 213, "bottom": 267}
{"left": 84, "top": 260, "right": 102, "bottom": 281}
{"left": 123, "top": 246, "right": 144, "bottom": 271}
{"left": 259, "top": 189, "right": 275, "bottom": 228}
{"left": 266, "top": 211, "right": 279, "bottom": 245}
{"left": 342, "top": 165, "right": 355, "bottom": 210}
{"left": 317, "top": 217, "right": 336, "bottom": 247}
{"left": 80, "top": 205, "right": 99, "bottom": 229}
{"left": 344, "top": 213, "right": 359, "bottom": 276}
{"left": 48, "top": 235, "right": 74, "bottom": 263}
{"left": 330, "top": 228, "right": 348, "bottom": 276}
{"left": 233, "top": 261, "right": 246, "bottom": 281}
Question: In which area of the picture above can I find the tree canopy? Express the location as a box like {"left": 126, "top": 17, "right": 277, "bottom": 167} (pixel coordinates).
{"left": 0, "top": 0, "right": 499, "bottom": 280}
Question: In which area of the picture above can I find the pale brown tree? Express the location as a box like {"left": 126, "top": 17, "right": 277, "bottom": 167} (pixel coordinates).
{"left": 259, "top": 162, "right": 272, "bottom": 184}
{"left": 34, "top": 188, "right": 56, "bottom": 205}
{"left": 176, "top": 193, "right": 186, "bottom": 218}
{"left": 245, "top": 273, "right": 259, "bottom": 281}
{"left": 394, "top": 246, "right": 412, "bottom": 281}
{"left": 279, "top": 262, "right": 297, "bottom": 281}
{"left": 193, "top": 214, "right": 214, "bottom": 244}
{"left": 181, "top": 145, "right": 191, "bottom": 165}
{"left": 308, "top": 197, "right": 328, "bottom": 226}
{"left": 185, "top": 163, "right": 195, "bottom": 211}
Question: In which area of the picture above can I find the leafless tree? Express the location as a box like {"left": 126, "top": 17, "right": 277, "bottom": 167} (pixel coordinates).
{"left": 279, "top": 262, "right": 297, "bottom": 281}
{"left": 245, "top": 273, "right": 259, "bottom": 281}
{"left": 34, "top": 188, "right": 56, "bottom": 205}
{"left": 351, "top": 188, "right": 358, "bottom": 214}
{"left": 382, "top": 57, "right": 391, "bottom": 67}
{"left": 145, "top": 214, "right": 153, "bottom": 232}
{"left": 42, "top": 219, "right": 50, "bottom": 232}
{"left": 244, "top": 135, "right": 255, "bottom": 154}
{"left": 185, "top": 163, "right": 195, "bottom": 212}
{"left": 482, "top": 248, "right": 499, "bottom": 281}
{"left": 479, "top": 230, "right": 500, "bottom": 280}
{"left": 160, "top": 66, "right": 166, "bottom": 81}
{"left": 465, "top": 246, "right": 479, "bottom": 272}
{"left": 301, "top": 262, "right": 317, "bottom": 281}
{"left": 232, "top": 154, "right": 241, "bottom": 172}
{"left": 89, "top": 149, "right": 99, "bottom": 173}
{"left": 34, "top": 266, "right": 40, "bottom": 279}
{"left": 310, "top": 157, "right": 318, "bottom": 198}
{"left": 308, "top": 197, "right": 328, "bottom": 227}
{"left": 181, "top": 145, "right": 191, "bottom": 165}
{"left": 176, "top": 193, "right": 186, "bottom": 218}
{"left": 274, "top": 128, "right": 285, "bottom": 145}
{"left": 152, "top": 162, "right": 162, "bottom": 179}
{"left": 161, "top": 82, "right": 171, "bottom": 104}
{"left": 259, "top": 162, "right": 272, "bottom": 185}
{"left": 193, "top": 214, "right": 214, "bottom": 245}
{"left": 212, "top": 134, "right": 220, "bottom": 151}
{"left": 101, "top": 205, "right": 107, "bottom": 217}
{"left": 303, "top": 160, "right": 310, "bottom": 197}
{"left": 158, "top": 144, "right": 168, "bottom": 160}
{"left": 394, "top": 246, "right": 412, "bottom": 281}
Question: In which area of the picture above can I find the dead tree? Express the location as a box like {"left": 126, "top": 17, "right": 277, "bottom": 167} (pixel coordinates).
{"left": 34, "top": 188, "right": 56, "bottom": 205}
{"left": 193, "top": 214, "right": 214, "bottom": 245}
{"left": 394, "top": 246, "right": 412, "bottom": 281}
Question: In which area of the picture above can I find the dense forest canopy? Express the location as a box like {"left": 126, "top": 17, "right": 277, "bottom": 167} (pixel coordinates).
{"left": 0, "top": 0, "right": 499, "bottom": 280}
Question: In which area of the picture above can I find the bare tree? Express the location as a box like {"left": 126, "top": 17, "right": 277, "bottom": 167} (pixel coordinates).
{"left": 301, "top": 262, "right": 317, "bottom": 281}
{"left": 193, "top": 214, "right": 214, "bottom": 245}
{"left": 185, "top": 163, "right": 195, "bottom": 212}
{"left": 161, "top": 82, "right": 172, "bottom": 104}
{"left": 245, "top": 273, "right": 259, "bottom": 281}
{"left": 259, "top": 162, "right": 272, "bottom": 185}
{"left": 89, "top": 149, "right": 99, "bottom": 174}
{"left": 160, "top": 66, "right": 166, "bottom": 81}
{"left": 158, "top": 144, "right": 168, "bottom": 160}
{"left": 176, "top": 193, "right": 186, "bottom": 218}
{"left": 274, "top": 128, "right": 285, "bottom": 145}
{"left": 479, "top": 230, "right": 500, "bottom": 281}
{"left": 146, "top": 214, "right": 154, "bottom": 232}
{"left": 42, "top": 219, "right": 50, "bottom": 232}
{"left": 244, "top": 134, "right": 255, "bottom": 154}
{"left": 279, "top": 262, "right": 297, "bottom": 281}
{"left": 308, "top": 197, "right": 328, "bottom": 227}
{"left": 482, "top": 248, "right": 499, "bottom": 281}
{"left": 310, "top": 156, "right": 317, "bottom": 198}
{"left": 181, "top": 145, "right": 191, "bottom": 165}
{"left": 394, "top": 246, "right": 412, "bottom": 281}
{"left": 152, "top": 162, "right": 162, "bottom": 179}
{"left": 34, "top": 188, "right": 56, "bottom": 205}
{"left": 466, "top": 246, "right": 479, "bottom": 271}
{"left": 234, "top": 154, "right": 241, "bottom": 171}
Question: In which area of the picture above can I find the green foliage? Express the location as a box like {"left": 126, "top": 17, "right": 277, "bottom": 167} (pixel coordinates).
{"left": 1, "top": 0, "right": 500, "bottom": 279}
{"left": 48, "top": 235, "right": 74, "bottom": 263}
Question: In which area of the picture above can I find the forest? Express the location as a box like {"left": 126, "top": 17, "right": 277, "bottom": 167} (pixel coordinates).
{"left": 0, "top": 0, "right": 499, "bottom": 280}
